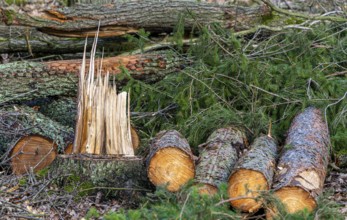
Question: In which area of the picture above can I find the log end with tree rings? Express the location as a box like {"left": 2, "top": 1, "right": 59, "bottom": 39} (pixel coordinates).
{"left": 148, "top": 147, "right": 195, "bottom": 192}
{"left": 197, "top": 184, "right": 218, "bottom": 196}
{"left": 228, "top": 169, "right": 268, "bottom": 213}
{"left": 10, "top": 135, "right": 57, "bottom": 175}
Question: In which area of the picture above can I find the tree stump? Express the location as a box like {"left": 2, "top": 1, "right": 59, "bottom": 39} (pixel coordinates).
{"left": 49, "top": 154, "right": 151, "bottom": 201}
{"left": 146, "top": 130, "right": 195, "bottom": 192}
{"left": 195, "top": 126, "right": 248, "bottom": 195}
{"left": 228, "top": 135, "right": 278, "bottom": 213}
{"left": 267, "top": 107, "right": 330, "bottom": 217}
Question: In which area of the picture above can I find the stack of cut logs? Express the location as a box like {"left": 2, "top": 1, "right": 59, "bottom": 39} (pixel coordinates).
{"left": 146, "top": 107, "right": 330, "bottom": 218}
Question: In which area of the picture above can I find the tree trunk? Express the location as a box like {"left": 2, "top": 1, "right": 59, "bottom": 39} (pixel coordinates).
{"left": 194, "top": 126, "right": 248, "bottom": 195}
{"left": 0, "top": 105, "right": 74, "bottom": 158}
{"left": 0, "top": 51, "right": 184, "bottom": 104}
{"left": 268, "top": 107, "right": 330, "bottom": 217}
{"left": 228, "top": 135, "right": 278, "bottom": 213}
{"left": 146, "top": 130, "right": 195, "bottom": 192}
{"left": 49, "top": 154, "right": 152, "bottom": 202}
{"left": 1, "top": 1, "right": 270, "bottom": 38}
{"left": 0, "top": 25, "right": 133, "bottom": 54}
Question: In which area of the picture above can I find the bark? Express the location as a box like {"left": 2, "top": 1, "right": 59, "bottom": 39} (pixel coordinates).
{"left": 195, "top": 126, "right": 248, "bottom": 195}
{"left": 9, "top": 135, "right": 57, "bottom": 175}
{"left": 270, "top": 107, "right": 330, "bottom": 216}
{"left": 146, "top": 130, "right": 195, "bottom": 192}
{"left": 0, "top": 105, "right": 74, "bottom": 162}
{"left": 49, "top": 154, "right": 152, "bottom": 202}
{"left": 1, "top": 1, "right": 270, "bottom": 37}
{"left": 0, "top": 25, "right": 132, "bottom": 54}
{"left": 0, "top": 51, "right": 184, "bottom": 104}
{"left": 228, "top": 135, "right": 278, "bottom": 213}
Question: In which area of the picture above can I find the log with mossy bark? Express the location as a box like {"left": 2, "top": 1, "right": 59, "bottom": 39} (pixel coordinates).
{"left": 49, "top": 154, "right": 152, "bottom": 202}
{"left": 146, "top": 130, "right": 195, "bottom": 192}
{"left": 228, "top": 135, "right": 278, "bottom": 213}
{"left": 0, "top": 51, "right": 184, "bottom": 104}
{"left": 267, "top": 107, "right": 330, "bottom": 218}
{"left": 1, "top": 0, "right": 270, "bottom": 38}
{"left": 194, "top": 126, "right": 248, "bottom": 195}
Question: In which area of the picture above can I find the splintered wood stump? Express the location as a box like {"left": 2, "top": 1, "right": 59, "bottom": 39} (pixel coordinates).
{"left": 195, "top": 127, "right": 248, "bottom": 195}
{"left": 49, "top": 155, "right": 151, "bottom": 201}
{"left": 228, "top": 135, "right": 278, "bottom": 213}
{"left": 268, "top": 107, "right": 330, "bottom": 218}
{"left": 146, "top": 130, "right": 195, "bottom": 192}
{"left": 10, "top": 135, "right": 57, "bottom": 175}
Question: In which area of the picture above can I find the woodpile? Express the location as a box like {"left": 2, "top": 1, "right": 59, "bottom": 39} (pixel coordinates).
{"left": 195, "top": 127, "right": 248, "bottom": 195}
{"left": 146, "top": 130, "right": 195, "bottom": 192}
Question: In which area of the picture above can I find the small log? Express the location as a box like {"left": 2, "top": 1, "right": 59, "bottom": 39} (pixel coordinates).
{"left": 0, "top": 51, "right": 184, "bottom": 104}
{"left": 146, "top": 130, "right": 195, "bottom": 192}
{"left": 1, "top": 1, "right": 270, "bottom": 38}
{"left": 195, "top": 126, "right": 248, "bottom": 195}
{"left": 49, "top": 154, "right": 152, "bottom": 201}
{"left": 10, "top": 135, "right": 57, "bottom": 175}
{"left": 268, "top": 107, "right": 330, "bottom": 217}
{"left": 228, "top": 135, "right": 278, "bottom": 213}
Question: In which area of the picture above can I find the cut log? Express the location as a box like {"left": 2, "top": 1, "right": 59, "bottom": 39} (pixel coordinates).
{"left": 195, "top": 126, "right": 248, "bottom": 195}
{"left": 0, "top": 51, "right": 184, "bottom": 103}
{"left": 1, "top": 1, "right": 270, "bottom": 38}
{"left": 49, "top": 154, "right": 152, "bottom": 201}
{"left": 228, "top": 135, "right": 278, "bottom": 213}
{"left": 10, "top": 135, "right": 57, "bottom": 175}
{"left": 267, "top": 107, "right": 330, "bottom": 217}
{"left": 146, "top": 130, "right": 195, "bottom": 192}
{"left": 0, "top": 105, "right": 74, "bottom": 159}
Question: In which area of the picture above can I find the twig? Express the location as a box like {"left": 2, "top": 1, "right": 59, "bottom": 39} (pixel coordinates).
{"left": 179, "top": 192, "right": 191, "bottom": 220}
{"left": 250, "top": 84, "right": 290, "bottom": 101}
{"left": 326, "top": 70, "right": 347, "bottom": 78}
{"left": 324, "top": 92, "right": 347, "bottom": 128}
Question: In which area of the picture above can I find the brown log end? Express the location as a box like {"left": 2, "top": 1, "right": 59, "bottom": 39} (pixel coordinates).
{"left": 148, "top": 147, "right": 195, "bottom": 192}
{"left": 10, "top": 135, "right": 57, "bottom": 175}
{"left": 266, "top": 186, "right": 316, "bottom": 219}
{"left": 228, "top": 169, "right": 268, "bottom": 213}
{"left": 131, "top": 126, "right": 140, "bottom": 150}
{"left": 196, "top": 183, "right": 218, "bottom": 196}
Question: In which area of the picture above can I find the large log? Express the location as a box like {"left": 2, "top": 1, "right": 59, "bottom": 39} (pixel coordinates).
{"left": 0, "top": 25, "right": 132, "bottom": 54}
{"left": 49, "top": 154, "right": 152, "bottom": 202}
{"left": 0, "top": 1, "right": 270, "bottom": 38}
{"left": 0, "top": 51, "right": 184, "bottom": 104}
{"left": 228, "top": 135, "right": 278, "bottom": 213}
{"left": 146, "top": 130, "right": 195, "bottom": 192}
{"left": 0, "top": 105, "right": 74, "bottom": 159}
{"left": 195, "top": 126, "right": 248, "bottom": 195}
{"left": 268, "top": 107, "right": 330, "bottom": 217}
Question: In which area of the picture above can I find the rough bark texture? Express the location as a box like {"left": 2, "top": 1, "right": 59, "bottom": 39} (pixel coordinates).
{"left": 49, "top": 154, "right": 152, "bottom": 201}
{"left": 0, "top": 105, "right": 74, "bottom": 161}
{"left": 0, "top": 25, "right": 131, "bottom": 54}
{"left": 146, "top": 130, "right": 195, "bottom": 192}
{"left": 1, "top": 1, "right": 270, "bottom": 37}
{"left": 0, "top": 52, "right": 184, "bottom": 103}
{"left": 195, "top": 126, "right": 248, "bottom": 194}
{"left": 271, "top": 107, "right": 330, "bottom": 214}
{"left": 228, "top": 135, "right": 278, "bottom": 212}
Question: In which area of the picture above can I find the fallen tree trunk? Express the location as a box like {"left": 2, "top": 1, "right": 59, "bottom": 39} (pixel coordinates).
{"left": 1, "top": 1, "right": 270, "bottom": 38}
{"left": 0, "top": 25, "right": 132, "bottom": 54}
{"left": 146, "top": 130, "right": 195, "bottom": 192}
{"left": 267, "top": 107, "right": 330, "bottom": 217}
{"left": 195, "top": 126, "right": 248, "bottom": 195}
{"left": 49, "top": 154, "right": 152, "bottom": 202}
{"left": 228, "top": 135, "right": 278, "bottom": 213}
{"left": 0, "top": 51, "right": 184, "bottom": 104}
